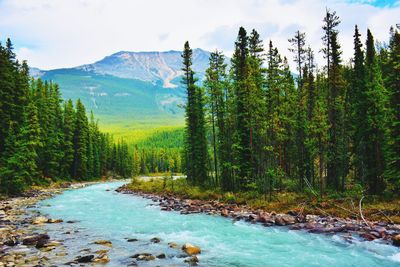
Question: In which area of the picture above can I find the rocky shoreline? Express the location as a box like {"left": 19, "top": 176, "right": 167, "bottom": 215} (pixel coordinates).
{"left": 0, "top": 181, "right": 110, "bottom": 266}
{"left": 116, "top": 184, "right": 400, "bottom": 248}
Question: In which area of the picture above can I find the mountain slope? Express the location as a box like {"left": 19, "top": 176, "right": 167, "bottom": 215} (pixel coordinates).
{"left": 77, "top": 48, "right": 210, "bottom": 88}
{"left": 35, "top": 49, "right": 212, "bottom": 137}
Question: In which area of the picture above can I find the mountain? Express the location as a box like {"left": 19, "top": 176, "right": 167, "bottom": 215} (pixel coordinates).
{"left": 33, "top": 49, "right": 212, "bottom": 136}
{"left": 77, "top": 48, "right": 210, "bottom": 88}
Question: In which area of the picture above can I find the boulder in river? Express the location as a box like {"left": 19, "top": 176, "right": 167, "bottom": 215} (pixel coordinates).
{"left": 132, "top": 253, "right": 156, "bottom": 261}
{"left": 156, "top": 253, "right": 166, "bottom": 259}
{"left": 150, "top": 237, "right": 161, "bottom": 243}
{"left": 168, "top": 242, "right": 179, "bottom": 248}
{"left": 275, "top": 214, "right": 296, "bottom": 225}
{"left": 182, "top": 243, "right": 201, "bottom": 255}
{"left": 393, "top": 234, "right": 400, "bottom": 246}
{"left": 360, "top": 232, "right": 376, "bottom": 241}
{"left": 4, "top": 237, "right": 18, "bottom": 246}
{"left": 47, "top": 218, "right": 63, "bottom": 223}
{"left": 221, "top": 209, "right": 229, "bottom": 217}
{"left": 184, "top": 255, "right": 199, "bottom": 266}
{"left": 94, "top": 253, "right": 110, "bottom": 263}
{"left": 22, "top": 234, "right": 50, "bottom": 246}
{"left": 94, "top": 239, "right": 112, "bottom": 247}
{"left": 76, "top": 254, "right": 95, "bottom": 263}
{"left": 32, "top": 216, "right": 48, "bottom": 225}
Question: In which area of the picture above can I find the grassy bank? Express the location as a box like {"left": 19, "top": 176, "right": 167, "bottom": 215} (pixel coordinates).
{"left": 128, "top": 177, "right": 400, "bottom": 224}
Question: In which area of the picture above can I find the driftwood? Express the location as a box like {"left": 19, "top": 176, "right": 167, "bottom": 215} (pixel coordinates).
{"left": 371, "top": 209, "right": 394, "bottom": 224}
{"left": 332, "top": 203, "right": 359, "bottom": 217}
{"left": 359, "top": 196, "right": 372, "bottom": 228}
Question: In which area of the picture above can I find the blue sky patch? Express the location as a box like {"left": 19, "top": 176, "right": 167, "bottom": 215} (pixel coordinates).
{"left": 346, "top": 0, "right": 399, "bottom": 7}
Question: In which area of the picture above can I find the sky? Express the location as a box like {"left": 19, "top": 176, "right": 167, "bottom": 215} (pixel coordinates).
{"left": 0, "top": 0, "right": 399, "bottom": 70}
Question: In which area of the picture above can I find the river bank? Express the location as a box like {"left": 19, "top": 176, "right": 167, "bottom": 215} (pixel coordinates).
{"left": 2, "top": 179, "right": 399, "bottom": 266}
{"left": 117, "top": 183, "right": 400, "bottom": 248}
{"left": 0, "top": 180, "right": 121, "bottom": 266}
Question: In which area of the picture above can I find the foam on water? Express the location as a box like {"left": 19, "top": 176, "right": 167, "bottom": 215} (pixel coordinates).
{"left": 37, "top": 181, "right": 400, "bottom": 266}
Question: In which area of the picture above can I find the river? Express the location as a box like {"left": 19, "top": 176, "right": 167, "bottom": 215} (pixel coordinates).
{"left": 35, "top": 181, "right": 400, "bottom": 266}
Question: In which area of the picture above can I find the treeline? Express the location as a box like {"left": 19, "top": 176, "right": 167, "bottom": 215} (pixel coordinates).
{"left": 0, "top": 39, "right": 132, "bottom": 196}
{"left": 182, "top": 10, "right": 399, "bottom": 197}
{"left": 132, "top": 128, "right": 183, "bottom": 174}
{"left": 132, "top": 147, "right": 182, "bottom": 175}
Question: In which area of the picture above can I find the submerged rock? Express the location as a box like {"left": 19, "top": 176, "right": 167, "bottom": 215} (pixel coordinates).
{"left": 127, "top": 238, "right": 138, "bottom": 242}
{"left": 150, "top": 237, "right": 161, "bottom": 243}
{"left": 76, "top": 254, "right": 95, "bottom": 263}
{"left": 182, "top": 243, "right": 201, "bottom": 255}
{"left": 47, "top": 218, "right": 63, "bottom": 223}
{"left": 32, "top": 216, "right": 48, "bottom": 225}
{"left": 168, "top": 242, "right": 179, "bottom": 248}
{"left": 95, "top": 249, "right": 109, "bottom": 254}
{"left": 156, "top": 253, "right": 166, "bottom": 259}
{"left": 184, "top": 255, "right": 199, "bottom": 266}
{"left": 94, "top": 239, "right": 112, "bottom": 247}
{"left": 132, "top": 252, "right": 156, "bottom": 261}
{"left": 360, "top": 232, "right": 376, "bottom": 241}
{"left": 94, "top": 253, "right": 110, "bottom": 263}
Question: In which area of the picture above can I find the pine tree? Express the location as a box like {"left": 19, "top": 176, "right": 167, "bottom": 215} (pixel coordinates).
{"left": 205, "top": 50, "right": 228, "bottom": 186}
{"left": 42, "top": 83, "right": 64, "bottom": 178}
{"left": 384, "top": 28, "right": 400, "bottom": 191}
{"left": 0, "top": 40, "right": 17, "bottom": 154}
{"left": 322, "top": 10, "right": 347, "bottom": 191}
{"left": 232, "top": 27, "right": 254, "bottom": 189}
{"left": 328, "top": 34, "right": 346, "bottom": 191}
{"left": 288, "top": 31, "right": 306, "bottom": 87}
{"left": 88, "top": 111, "right": 101, "bottom": 178}
{"left": 248, "top": 29, "right": 267, "bottom": 180}
{"left": 363, "top": 29, "right": 387, "bottom": 194}
{"left": 288, "top": 31, "right": 309, "bottom": 189}
{"left": 61, "top": 99, "right": 75, "bottom": 178}
{"left": 350, "top": 25, "right": 368, "bottom": 184}
{"left": 311, "top": 73, "right": 330, "bottom": 195}
{"left": 182, "top": 41, "right": 208, "bottom": 186}
{"left": 0, "top": 103, "right": 42, "bottom": 195}
{"left": 72, "top": 99, "right": 89, "bottom": 179}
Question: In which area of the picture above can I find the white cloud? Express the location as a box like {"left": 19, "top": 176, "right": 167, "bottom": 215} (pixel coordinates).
{"left": 0, "top": 0, "right": 398, "bottom": 71}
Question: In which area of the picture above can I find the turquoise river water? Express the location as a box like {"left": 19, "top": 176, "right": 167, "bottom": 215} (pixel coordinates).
{"left": 36, "top": 181, "right": 400, "bottom": 266}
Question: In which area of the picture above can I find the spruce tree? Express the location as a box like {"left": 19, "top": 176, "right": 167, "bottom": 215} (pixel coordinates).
{"left": 322, "top": 10, "right": 347, "bottom": 191}
{"left": 205, "top": 50, "right": 228, "bottom": 186}
{"left": 327, "top": 32, "right": 347, "bottom": 191}
{"left": 0, "top": 40, "right": 17, "bottom": 154}
{"left": 385, "top": 28, "right": 400, "bottom": 191}
{"left": 61, "top": 99, "right": 76, "bottom": 178}
{"left": 248, "top": 29, "right": 267, "bottom": 180}
{"left": 363, "top": 29, "right": 387, "bottom": 194}
{"left": 350, "top": 25, "right": 367, "bottom": 184}
{"left": 72, "top": 99, "right": 89, "bottom": 179}
{"left": 0, "top": 103, "right": 42, "bottom": 195}
{"left": 288, "top": 31, "right": 306, "bottom": 87}
{"left": 231, "top": 27, "right": 253, "bottom": 189}
{"left": 182, "top": 41, "right": 208, "bottom": 186}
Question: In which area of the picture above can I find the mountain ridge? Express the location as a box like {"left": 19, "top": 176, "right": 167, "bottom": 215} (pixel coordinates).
{"left": 31, "top": 48, "right": 215, "bottom": 135}
{"left": 34, "top": 48, "right": 211, "bottom": 88}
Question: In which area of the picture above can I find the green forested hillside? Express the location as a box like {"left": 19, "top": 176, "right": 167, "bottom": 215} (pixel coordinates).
{"left": 181, "top": 10, "right": 400, "bottom": 198}
{"left": 0, "top": 40, "right": 133, "bottom": 196}
{"left": 40, "top": 68, "right": 185, "bottom": 130}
